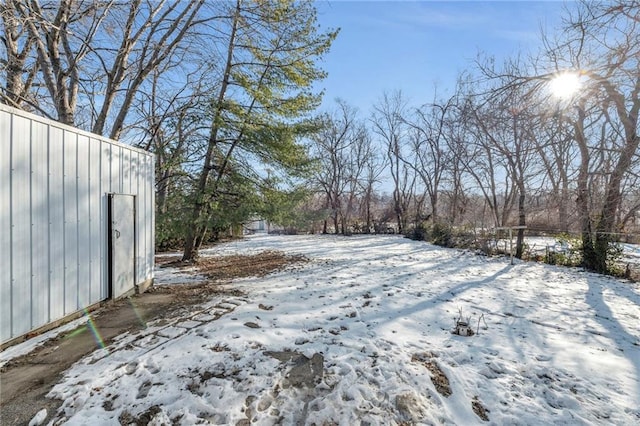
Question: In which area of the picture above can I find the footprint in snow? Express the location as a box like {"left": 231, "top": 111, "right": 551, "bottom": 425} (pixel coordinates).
{"left": 136, "top": 381, "right": 153, "bottom": 399}
{"left": 535, "top": 354, "right": 552, "bottom": 362}
{"left": 124, "top": 362, "right": 138, "bottom": 375}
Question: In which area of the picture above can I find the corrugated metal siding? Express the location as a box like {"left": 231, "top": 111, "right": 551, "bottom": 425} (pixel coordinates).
{"left": 11, "top": 115, "right": 31, "bottom": 338}
{"left": 31, "top": 120, "right": 49, "bottom": 329}
{"left": 77, "top": 133, "right": 91, "bottom": 308}
{"left": 1, "top": 110, "right": 12, "bottom": 343}
{"left": 139, "top": 153, "right": 155, "bottom": 281}
{"left": 49, "top": 125, "right": 65, "bottom": 322}
{"left": 88, "top": 138, "right": 101, "bottom": 303}
{"left": 63, "top": 129, "right": 78, "bottom": 315}
{"left": 0, "top": 104, "right": 155, "bottom": 344}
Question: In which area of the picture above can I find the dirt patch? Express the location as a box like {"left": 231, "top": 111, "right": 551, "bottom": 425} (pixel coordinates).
{"left": 472, "top": 396, "right": 490, "bottom": 421}
{"left": 411, "top": 352, "right": 452, "bottom": 397}
{"left": 1, "top": 250, "right": 306, "bottom": 426}
{"left": 151, "top": 250, "right": 307, "bottom": 302}
{"left": 169, "top": 250, "right": 308, "bottom": 282}
{"left": 412, "top": 353, "right": 489, "bottom": 421}
{"left": 119, "top": 404, "right": 162, "bottom": 425}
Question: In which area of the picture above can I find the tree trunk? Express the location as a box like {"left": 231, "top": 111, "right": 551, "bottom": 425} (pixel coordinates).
{"left": 593, "top": 142, "right": 639, "bottom": 273}
{"left": 182, "top": 0, "right": 240, "bottom": 261}
{"left": 592, "top": 72, "right": 640, "bottom": 273}
{"left": 1, "top": 1, "right": 35, "bottom": 108}
{"left": 394, "top": 188, "right": 403, "bottom": 234}
{"left": 574, "top": 106, "right": 598, "bottom": 270}
{"left": 559, "top": 180, "right": 569, "bottom": 233}
{"left": 364, "top": 188, "right": 372, "bottom": 233}
{"left": 430, "top": 192, "right": 438, "bottom": 224}
{"left": 515, "top": 191, "right": 526, "bottom": 259}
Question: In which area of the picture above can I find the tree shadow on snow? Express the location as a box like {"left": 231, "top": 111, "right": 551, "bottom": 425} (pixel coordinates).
{"left": 371, "top": 263, "right": 515, "bottom": 324}
{"left": 585, "top": 275, "right": 640, "bottom": 398}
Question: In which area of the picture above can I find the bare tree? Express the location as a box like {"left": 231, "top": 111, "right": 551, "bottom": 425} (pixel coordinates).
{"left": 91, "top": 0, "right": 205, "bottom": 139}
{"left": 360, "top": 139, "right": 387, "bottom": 233}
{"left": 535, "top": 110, "right": 578, "bottom": 232}
{"left": 401, "top": 94, "right": 456, "bottom": 224}
{"left": 2, "top": 0, "right": 205, "bottom": 137}
{"left": 308, "top": 100, "right": 377, "bottom": 235}
{"left": 309, "top": 100, "right": 360, "bottom": 234}
{"left": 4, "top": 0, "right": 112, "bottom": 124}
{"left": 454, "top": 92, "right": 517, "bottom": 229}
{"left": 341, "top": 126, "right": 374, "bottom": 234}
{"left": 130, "top": 64, "right": 207, "bottom": 216}
{"left": 0, "top": 0, "right": 37, "bottom": 109}
{"left": 371, "top": 90, "right": 415, "bottom": 233}
{"left": 540, "top": 0, "right": 640, "bottom": 272}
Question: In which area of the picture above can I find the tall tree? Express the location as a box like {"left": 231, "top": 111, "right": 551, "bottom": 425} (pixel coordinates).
{"left": 541, "top": 0, "right": 640, "bottom": 272}
{"left": 181, "top": 0, "right": 337, "bottom": 260}
{"left": 402, "top": 95, "right": 456, "bottom": 224}
{"left": 0, "top": 0, "right": 37, "bottom": 109}
{"left": 454, "top": 92, "right": 517, "bottom": 229}
{"left": 2, "top": 0, "right": 205, "bottom": 137}
{"left": 359, "top": 133, "right": 386, "bottom": 233}
{"left": 3, "top": 0, "right": 111, "bottom": 124}
{"left": 535, "top": 110, "right": 578, "bottom": 232}
{"left": 371, "top": 90, "right": 414, "bottom": 234}
{"left": 91, "top": 0, "right": 205, "bottom": 139}
{"left": 309, "top": 100, "right": 371, "bottom": 234}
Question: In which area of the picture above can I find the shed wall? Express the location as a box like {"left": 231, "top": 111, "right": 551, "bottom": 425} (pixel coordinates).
{"left": 0, "top": 104, "right": 155, "bottom": 344}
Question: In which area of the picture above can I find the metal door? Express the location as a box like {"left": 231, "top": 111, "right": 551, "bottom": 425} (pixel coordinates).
{"left": 108, "top": 194, "right": 136, "bottom": 298}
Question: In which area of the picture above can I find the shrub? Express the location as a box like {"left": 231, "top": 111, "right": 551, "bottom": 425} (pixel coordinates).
{"left": 405, "top": 224, "right": 429, "bottom": 241}
{"left": 605, "top": 242, "right": 625, "bottom": 276}
{"left": 431, "top": 223, "right": 453, "bottom": 248}
{"left": 544, "top": 234, "right": 582, "bottom": 266}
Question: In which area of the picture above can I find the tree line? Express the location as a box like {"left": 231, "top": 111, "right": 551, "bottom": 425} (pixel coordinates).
{"left": 2, "top": 0, "right": 337, "bottom": 261}
{"left": 2, "top": 1, "right": 638, "bottom": 274}
{"left": 307, "top": 0, "right": 639, "bottom": 274}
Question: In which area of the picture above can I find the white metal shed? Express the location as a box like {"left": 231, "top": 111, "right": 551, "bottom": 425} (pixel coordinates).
{"left": 1, "top": 103, "right": 155, "bottom": 346}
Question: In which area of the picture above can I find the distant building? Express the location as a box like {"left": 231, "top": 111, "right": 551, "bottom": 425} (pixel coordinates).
{"left": 244, "top": 218, "right": 284, "bottom": 234}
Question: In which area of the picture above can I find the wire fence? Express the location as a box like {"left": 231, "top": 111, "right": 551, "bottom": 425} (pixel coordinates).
{"left": 402, "top": 224, "right": 640, "bottom": 282}
{"left": 488, "top": 227, "right": 640, "bottom": 281}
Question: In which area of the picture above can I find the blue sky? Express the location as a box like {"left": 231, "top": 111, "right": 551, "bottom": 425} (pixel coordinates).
{"left": 314, "top": 0, "right": 570, "bottom": 114}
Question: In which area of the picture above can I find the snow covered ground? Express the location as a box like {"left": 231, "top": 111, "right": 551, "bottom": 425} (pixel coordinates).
{"left": 20, "top": 235, "right": 640, "bottom": 424}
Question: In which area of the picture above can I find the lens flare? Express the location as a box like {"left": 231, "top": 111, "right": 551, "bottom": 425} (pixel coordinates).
{"left": 127, "top": 298, "right": 148, "bottom": 329}
{"left": 84, "top": 308, "right": 107, "bottom": 350}
{"left": 550, "top": 72, "right": 581, "bottom": 99}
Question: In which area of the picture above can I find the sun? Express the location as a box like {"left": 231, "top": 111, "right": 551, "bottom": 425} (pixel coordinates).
{"left": 550, "top": 72, "right": 581, "bottom": 99}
